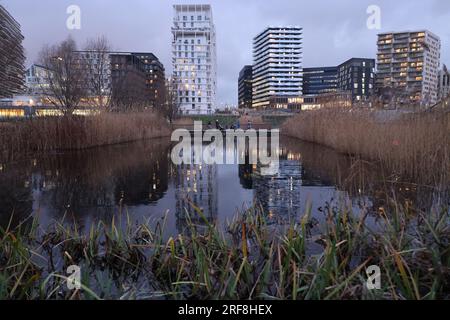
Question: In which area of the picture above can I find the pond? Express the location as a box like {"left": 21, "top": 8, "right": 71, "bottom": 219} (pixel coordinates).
{"left": 0, "top": 135, "right": 447, "bottom": 234}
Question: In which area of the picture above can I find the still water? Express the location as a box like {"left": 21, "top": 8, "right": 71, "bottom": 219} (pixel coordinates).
{"left": 0, "top": 136, "right": 447, "bottom": 234}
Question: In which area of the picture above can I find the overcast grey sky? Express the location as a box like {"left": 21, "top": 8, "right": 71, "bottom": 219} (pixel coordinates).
{"left": 2, "top": 0, "right": 450, "bottom": 105}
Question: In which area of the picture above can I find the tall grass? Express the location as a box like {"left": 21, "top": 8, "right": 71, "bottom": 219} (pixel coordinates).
{"left": 0, "top": 112, "right": 171, "bottom": 162}
{"left": 282, "top": 108, "right": 450, "bottom": 185}
{"left": 1, "top": 199, "right": 449, "bottom": 300}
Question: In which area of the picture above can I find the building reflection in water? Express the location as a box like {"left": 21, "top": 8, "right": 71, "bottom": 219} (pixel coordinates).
{"left": 1, "top": 135, "right": 447, "bottom": 232}
{"left": 114, "top": 149, "right": 169, "bottom": 206}
{"left": 0, "top": 162, "right": 33, "bottom": 229}
{"left": 238, "top": 138, "right": 383, "bottom": 225}
{"left": 0, "top": 140, "right": 171, "bottom": 227}
{"left": 252, "top": 149, "right": 303, "bottom": 223}
{"left": 174, "top": 162, "right": 218, "bottom": 234}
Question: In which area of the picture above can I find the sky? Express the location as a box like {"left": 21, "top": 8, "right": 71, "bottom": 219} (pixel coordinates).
{"left": 2, "top": 0, "right": 450, "bottom": 105}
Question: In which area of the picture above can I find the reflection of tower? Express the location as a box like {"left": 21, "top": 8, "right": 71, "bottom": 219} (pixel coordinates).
{"left": 115, "top": 148, "right": 169, "bottom": 206}
{"left": 238, "top": 150, "right": 254, "bottom": 189}
{"left": 0, "top": 164, "right": 33, "bottom": 229}
{"left": 175, "top": 163, "right": 218, "bottom": 233}
{"left": 253, "top": 149, "right": 302, "bottom": 223}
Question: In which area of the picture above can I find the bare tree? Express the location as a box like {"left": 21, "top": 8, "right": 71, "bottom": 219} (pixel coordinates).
{"left": 163, "top": 77, "right": 181, "bottom": 123}
{"left": 109, "top": 53, "right": 150, "bottom": 112}
{"left": 83, "top": 36, "right": 113, "bottom": 109}
{"left": 38, "top": 36, "right": 86, "bottom": 115}
{"left": 110, "top": 72, "right": 148, "bottom": 112}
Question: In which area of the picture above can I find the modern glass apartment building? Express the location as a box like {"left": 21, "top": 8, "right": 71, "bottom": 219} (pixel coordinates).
{"left": 172, "top": 4, "right": 217, "bottom": 115}
{"left": 302, "top": 66, "right": 338, "bottom": 95}
{"left": 337, "top": 58, "right": 375, "bottom": 101}
{"left": 132, "top": 53, "right": 166, "bottom": 108}
{"left": 0, "top": 5, "right": 25, "bottom": 99}
{"left": 377, "top": 30, "right": 441, "bottom": 106}
{"left": 252, "top": 26, "right": 303, "bottom": 109}
{"left": 238, "top": 65, "right": 253, "bottom": 109}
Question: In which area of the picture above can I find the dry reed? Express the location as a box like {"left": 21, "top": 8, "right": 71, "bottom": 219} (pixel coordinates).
{"left": 282, "top": 108, "right": 450, "bottom": 185}
{"left": 0, "top": 112, "right": 171, "bottom": 162}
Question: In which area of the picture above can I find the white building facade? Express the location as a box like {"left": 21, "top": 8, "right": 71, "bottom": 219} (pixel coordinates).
{"left": 172, "top": 4, "right": 217, "bottom": 115}
{"left": 25, "top": 64, "right": 52, "bottom": 96}
{"left": 252, "top": 26, "right": 303, "bottom": 109}
{"left": 377, "top": 30, "right": 441, "bottom": 106}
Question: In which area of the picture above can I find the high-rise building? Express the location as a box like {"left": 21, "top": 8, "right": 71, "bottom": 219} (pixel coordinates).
{"left": 172, "top": 4, "right": 217, "bottom": 115}
{"left": 238, "top": 65, "right": 252, "bottom": 109}
{"left": 252, "top": 26, "right": 303, "bottom": 109}
{"left": 376, "top": 30, "right": 441, "bottom": 106}
{"left": 110, "top": 53, "right": 148, "bottom": 109}
{"left": 74, "top": 51, "right": 165, "bottom": 109}
{"left": 438, "top": 68, "right": 450, "bottom": 101}
{"left": 132, "top": 53, "right": 166, "bottom": 108}
{"left": 25, "top": 64, "right": 53, "bottom": 96}
{"left": 302, "top": 66, "right": 338, "bottom": 95}
{"left": 0, "top": 5, "right": 25, "bottom": 99}
{"left": 337, "top": 58, "right": 375, "bottom": 102}
{"left": 74, "top": 50, "right": 112, "bottom": 101}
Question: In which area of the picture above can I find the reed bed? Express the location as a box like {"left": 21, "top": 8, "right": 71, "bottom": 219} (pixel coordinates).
{"left": 282, "top": 108, "right": 450, "bottom": 186}
{"left": 0, "top": 112, "right": 171, "bottom": 162}
{"left": 1, "top": 200, "right": 449, "bottom": 300}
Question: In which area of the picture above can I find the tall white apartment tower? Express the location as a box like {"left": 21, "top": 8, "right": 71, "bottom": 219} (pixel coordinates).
{"left": 252, "top": 26, "right": 303, "bottom": 109}
{"left": 172, "top": 4, "right": 217, "bottom": 115}
{"left": 377, "top": 30, "right": 441, "bottom": 106}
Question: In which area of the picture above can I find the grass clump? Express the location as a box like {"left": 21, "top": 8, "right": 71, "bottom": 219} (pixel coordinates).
{"left": 1, "top": 198, "right": 449, "bottom": 300}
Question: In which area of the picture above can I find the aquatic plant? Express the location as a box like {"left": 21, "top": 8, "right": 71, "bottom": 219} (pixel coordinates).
{"left": 0, "top": 199, "right": 449, "bottom": 300}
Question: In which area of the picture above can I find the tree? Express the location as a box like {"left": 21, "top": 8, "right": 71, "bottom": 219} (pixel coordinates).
{"left": 163, "top": 77, "right": 181, "bottom": 123}
{"left": 83, "top": 36, "right": 113, "bottom": 109}
{"left": 108, "top": 53, "right": 150, "bottom": 112}
{"left": 38, "top": 36, "right": 86, "bottom": 115}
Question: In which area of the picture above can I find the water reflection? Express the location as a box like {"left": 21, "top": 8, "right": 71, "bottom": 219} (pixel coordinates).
{"left": 0, "top": 140, "right": 171, "bottom": 227}
{"left": 175, "top": 163, "right": 218, "bottom": 233}
{"left": 253, "top": 156, "right": 302, "bottom": 222}
{"left": 0, "top": 136, "right": 447, "bottom": 233}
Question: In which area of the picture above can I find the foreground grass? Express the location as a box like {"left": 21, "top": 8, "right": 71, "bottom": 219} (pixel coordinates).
{"left": 1, "top": 200, "right": 449, "bottom": 300}
{"left": 0, "top": 112, "right": 171, "bottom": 162}
{"left": 282, "top": 108, "right": 450, "bottom": 185}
